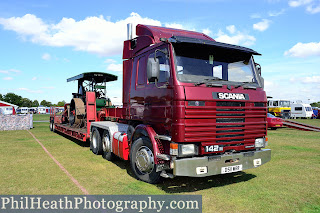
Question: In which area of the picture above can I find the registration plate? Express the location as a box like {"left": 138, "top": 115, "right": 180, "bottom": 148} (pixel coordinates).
{"left": 221, "top": 165, "right": 242, "bottom": 174}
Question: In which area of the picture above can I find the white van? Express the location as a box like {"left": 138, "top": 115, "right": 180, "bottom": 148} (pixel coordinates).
{"left": 37, "top": 107, "right": 46, "bottom": 114}
{"left": 18, "top": 107, "right": 29, "bottom": 114}
{"left": 290, "top": 103, "right": 313, "bottom": 118}
{"left": 0, "top": 107, "right": 13, "bottom": 115}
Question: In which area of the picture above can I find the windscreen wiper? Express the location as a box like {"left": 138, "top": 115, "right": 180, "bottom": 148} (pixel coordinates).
{"left": 194, "top": 77, "right": 223, "bottom": 86}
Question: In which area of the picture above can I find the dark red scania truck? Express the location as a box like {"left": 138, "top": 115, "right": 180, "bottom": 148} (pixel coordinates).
{"left": 50, "top": 24, "right": 271, "bottom": 183}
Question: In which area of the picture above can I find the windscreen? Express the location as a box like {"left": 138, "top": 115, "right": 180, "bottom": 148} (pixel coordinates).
{"left": 279, "top": 101, "right": 290, "bottom": 107}
{"left": 173, "top": 43, "right": 260, "bottom": 87}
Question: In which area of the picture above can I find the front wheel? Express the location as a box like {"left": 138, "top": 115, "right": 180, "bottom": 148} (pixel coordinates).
{"left": 130, "top": 137, "right": 161, "bottom": 184}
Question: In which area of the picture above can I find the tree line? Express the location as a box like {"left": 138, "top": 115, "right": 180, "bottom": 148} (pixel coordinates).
{"left": 310, "top": 102, "right": 320, "bottom": 108}
{"left": 0, "top": 92, "right": 65, "bottom": 107}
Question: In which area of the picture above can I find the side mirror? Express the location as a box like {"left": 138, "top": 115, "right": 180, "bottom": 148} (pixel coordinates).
{"left": 147, "top": 58, "right": 160, "bottom": 82}
{"left": 260, "top": 77, "right": 264, "bottom": 89}
{"left": 255, "top": 63, "right": 261, "bottom": 75}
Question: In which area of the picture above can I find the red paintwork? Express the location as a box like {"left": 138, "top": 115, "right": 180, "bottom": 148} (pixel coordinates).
{"left": 86, "top": 92, "right": 97, "bottom": 137}
{"left": 136, "top": 25, "right": 214, "bottom": 43}
{"left": 267, "top": 116, "right": 283, "bottom": 128}
{"left": 112, "top": 133, "right": 129, "bottom": 160}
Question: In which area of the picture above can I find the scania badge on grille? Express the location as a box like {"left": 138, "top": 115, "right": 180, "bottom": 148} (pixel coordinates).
{"left": 212, "top": 92, "right": 249, "bottom": 100}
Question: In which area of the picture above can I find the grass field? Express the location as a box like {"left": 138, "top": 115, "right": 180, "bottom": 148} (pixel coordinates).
{"left": 0, "top": 121, "right": 320, "bottom": 212}
{"left": 32, "top": 114, "right": 50, "bottom": 121}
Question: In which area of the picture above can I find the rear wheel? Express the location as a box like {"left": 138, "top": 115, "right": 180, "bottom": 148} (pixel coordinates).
{"left": 102, "top": 130, "right": 115, "bottom": 161}
{"left": 49, "top": 122, "right": 53, "bottom": 131}
{"left": 130, "top": 137, "right": 161, "bottom": 184}
{"left": 90, "top": 128, "right": 103, "bottom": 155}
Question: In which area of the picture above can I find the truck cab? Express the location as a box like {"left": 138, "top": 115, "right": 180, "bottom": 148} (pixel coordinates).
{"left": 121, "top": 25, "right": 270, "bottom": 182}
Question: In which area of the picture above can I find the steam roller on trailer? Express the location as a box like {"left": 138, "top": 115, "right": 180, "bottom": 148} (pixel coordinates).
{"left": 50, "top": 24, "right": 271, "bottom": 183}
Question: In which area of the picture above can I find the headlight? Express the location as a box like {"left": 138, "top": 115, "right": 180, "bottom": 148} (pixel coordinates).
{"left": 178, "top": 144, "right": 197, "bottom": 157}
{"left": 255, "top": 138, "right": 266, "bottom": 148}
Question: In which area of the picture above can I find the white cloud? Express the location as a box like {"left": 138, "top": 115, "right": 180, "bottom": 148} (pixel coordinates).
{"left": 289, "top": 0, "right": 313, "bottom": 7}
{"left": 215, "top": 27, "right": 256, "bottom": 46}
{"left": 284, "top": 42, "right": 320, "bottom": 57}
{"left": 301, "top": 76, "right": 320, "bottom": 83}
{"left": 42, "top": 53, "right": 51, "bottom": 60}
{"left": 104, "top": 59, "right": 117, "bottom": 64}
{"left": 0, "top": 13, "right": 161, "bottom": 56}
{"left": 268, "top": 9, "right": 286, "bottom": 16}
{"left": 3, "top": 77, "right": 13, "bottom": 80}
{"left": 107, "top": 63, "right": 122, "bottom": 72}
{"left": 253, "top": 19, "right": 271, "bottom": 31}
{"left": 17, "top": 88, "right": 43, "bottom": 93}
{"left": 250, "top": 13, "right": 261, "bottom": 19}
{"left": 289, "top": 0, "right": 320, "bottom": 14}
{"left": 226, "top": 25, "right": 236, "bottom": 34}
{"left": 32, "top": 77, "right": 37, "bottom": 80}
{"left": 306, "top": 4, "right": 320, "bottom": 13}
{"left": 165, "top": 23, "right": 184, "bottom": 29}
{"left": 164, "top": 23, "right": 196, "bottom": 32}
{"left": 0, "top": 69, "right": 21, "bottom": 74}
{"left": 202, "top": 28, "right": 212, "bottom": 36}
{"left": 0, "top": 14, "right": 48, "bottom": 36}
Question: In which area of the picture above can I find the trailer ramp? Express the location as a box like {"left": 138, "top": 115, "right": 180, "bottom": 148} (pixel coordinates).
{"left": 283, "top": 120, "right": 320, "bottom": 132}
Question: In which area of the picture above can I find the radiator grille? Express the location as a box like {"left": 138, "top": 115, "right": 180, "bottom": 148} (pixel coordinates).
{"left": 184, "top": 101, "right": 267, "bottom": 146}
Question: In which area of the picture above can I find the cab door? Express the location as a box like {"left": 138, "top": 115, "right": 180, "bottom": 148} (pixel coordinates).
{"left": 143, "top": 45, "right": 173, "bottom": 134}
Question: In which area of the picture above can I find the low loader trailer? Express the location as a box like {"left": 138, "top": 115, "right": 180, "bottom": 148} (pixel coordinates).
{"left": 50, "top": 24, "right": 271, "bottom": 183}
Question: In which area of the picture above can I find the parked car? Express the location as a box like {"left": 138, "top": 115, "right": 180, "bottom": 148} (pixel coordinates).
{"left": 267, "top": 113, "right": 283, "bottom": 130}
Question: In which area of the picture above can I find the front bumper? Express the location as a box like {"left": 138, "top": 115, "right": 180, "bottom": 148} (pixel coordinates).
{"left": 173, "top": 149, "right": 271, "bottom": 177}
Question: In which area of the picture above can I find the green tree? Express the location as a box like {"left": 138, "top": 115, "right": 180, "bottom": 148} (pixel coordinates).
{"left": 57, "top": 101, "right": 66, "bottom": 106}
{"left": 310, "top": 102, "right": 320, "bottom": 108}
{"left": 40, "top": 100, "right": 52, "bottom": 107}
{"left": 0, "top": 93, "right": 3, "bottom": 101}
{"left": 3, "top": 93, "right": 23, "bottom": 106}
{"left": 21, "top": 98, "right": 33, "bottom": 107}
{"left": 32, "top": 100, "right": 39, "bottom": 107}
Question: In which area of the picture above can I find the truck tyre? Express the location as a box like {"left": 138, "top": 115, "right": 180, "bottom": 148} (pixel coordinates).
{"left": 91, "top": 128, "right": 103, "bottom": 155}
{"left": 49, "top": 122, "right": 53, "bottom": 131}
{"left": 102, "top": 130, "right": 115, "bottom": 161}
{"left": 130, "top": 137, "right": 161, "bottom": 184}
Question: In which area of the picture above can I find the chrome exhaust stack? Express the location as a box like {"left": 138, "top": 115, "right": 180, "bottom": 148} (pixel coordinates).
{"left": 127, "top": 23, "right": 133, "bottom": 40}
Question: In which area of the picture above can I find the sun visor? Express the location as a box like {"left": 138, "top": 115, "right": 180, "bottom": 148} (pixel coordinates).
{"left": 167, "top": 36, "right": 261, "bottom": 55}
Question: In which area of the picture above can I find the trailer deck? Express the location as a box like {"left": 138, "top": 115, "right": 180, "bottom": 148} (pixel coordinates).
{"left": 54, "top": 123, "right": 88, "bottom": 141}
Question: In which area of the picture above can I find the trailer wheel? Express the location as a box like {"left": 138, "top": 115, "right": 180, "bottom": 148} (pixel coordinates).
{"left": 91, "top": 128, "right": 103, "bottom": 155}
{"left": 102, "top": 130, "right": 114, "bottom": 161}
{"left": 130, "top": 137, "right": 161, "bottom": 184}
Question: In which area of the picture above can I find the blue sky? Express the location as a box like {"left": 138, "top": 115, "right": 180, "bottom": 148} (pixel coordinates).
{"left": 0, "top": 0, "right": 319, "bottom": 105}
